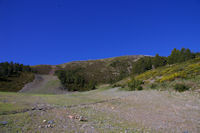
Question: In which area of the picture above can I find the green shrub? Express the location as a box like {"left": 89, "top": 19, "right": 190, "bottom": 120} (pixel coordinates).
{"left": 150, "top": 83, "right": 157, "bottom": 89}
{"left": 174, "top": 84, "right": 190, "bottom": 92}
{"left": 112, "top": 84, "right": 119, "bottom": 88}
{"left": 112, "top": 84, "right": 125, "bottom": 89}
{"left": 128, "top": 79, "right": 144, "bottom": 91}
{"left": 137, "top": 85, "right": 143, "bottom": 91}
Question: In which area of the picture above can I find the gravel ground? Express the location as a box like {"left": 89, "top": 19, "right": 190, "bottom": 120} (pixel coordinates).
{"left": 1, "top": 88, "right": 200, "bottom": 133}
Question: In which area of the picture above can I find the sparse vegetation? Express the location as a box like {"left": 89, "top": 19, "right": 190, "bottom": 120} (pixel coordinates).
{"left": 132, "top": 48, "right": 198, "bottom": 76}
{"left": 132, "top": 56, "right": 153, "bottom": 75}
{"left": 0, "top": 72, "right": 35, "bottom": 92}
{"left": 116, "top": 48, "right": 200, "bottom": 92}
{"left": 135, "top": 57, "right": 200, "bottom": 82}
{"left": 0, "top": 62, "right": 34, "bottom": 92}
{"left": 60, "top": 55, "right": 143, "bottom": 84}
{"left": 127, "top": 79, "right": 144, "bottom": 91}
{"left": 0, "top": 49, "right": 200, "bottom": 133}
{"left": 174, "top": 83, "right": 190, "bottom": 92}
{"left": 31, "top": 65, "right": 52, "bottom": 74}
{"left": 150, "top": 83, "right": 157, "bottom": 89}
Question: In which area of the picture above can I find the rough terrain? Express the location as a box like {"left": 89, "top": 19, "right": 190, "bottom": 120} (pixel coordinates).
{"left": 19, "top": 65, "right": 66, "bottom": 94}
{"left": 0, "top": 88, "right": 200, "bottom": 133}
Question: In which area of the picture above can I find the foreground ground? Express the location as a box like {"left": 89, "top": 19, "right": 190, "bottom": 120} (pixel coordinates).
{"left": 0, "top": 87, "right": 200, "bottom": 133}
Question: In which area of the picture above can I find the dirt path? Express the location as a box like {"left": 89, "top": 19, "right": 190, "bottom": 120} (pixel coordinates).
{"left": 19, "top": 74, "right": 66, "bottom": 94}
{"left": 19, "top": 66, "right": 66, "bottom": 94}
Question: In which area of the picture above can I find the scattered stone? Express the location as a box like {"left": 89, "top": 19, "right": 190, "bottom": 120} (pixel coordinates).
{"left": 43, "top": 120, "right": 47, "bottom": 123}
{"left": 0, "top": 121, "right": 8, "bottom": 125}
{"left": 47, "top": 124, "right": 51, "bottom": 128}
{"left": 79, "top": 116, "right": 87, "bottom": 122}
{"left": 68, "top": 115, "right": 74, "bottom": 119}
{"left": 75, "top": 115, "right": 79, "bottom": 119}
{"left": 48, "top": 120, "right": 54, "bottom": 124}
{"left": 45, "top": 124, "right": 54, "bottom": 128}
{"left": 38, "top": 107, "right": 43, "bottom": 110}
{"left": 31, "top": 107, "right": 36, "bottom": 110}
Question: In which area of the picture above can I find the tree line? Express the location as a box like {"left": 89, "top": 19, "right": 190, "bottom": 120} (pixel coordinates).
{"left": 55, "top": 69, "right": 96, "bottom": 91}
{"left": 132, "top": 48, "right": 199, "bottom": 75}
{"left": 0, "top": 61, "right": 32, "bottom": 80}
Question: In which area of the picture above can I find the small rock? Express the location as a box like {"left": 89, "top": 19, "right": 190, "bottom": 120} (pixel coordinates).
{"left": 47, "top": 124, "right": 51, "bottom": 128}
{"left": 68, "top": 115, "right": 74, "bottom": 119}
{"left": 79, "top": 116, "right": 87, "bottom": 122}
{"left": 75, "top": 116, "right": 79, "bottom": 119}
{"left": 0, "top": 121, "right": 8, "bottom": 125}
{"left": 43, "top": 120, "right": 47, "bottom": 123}
{"left": 31, "top": 107, "right": 36, "bottom": 110}
{"left": 48, "top": 120, "right": 54, "bottom": 124}
{"left": 40, "top": 125, "right": 45, "bottom": 128}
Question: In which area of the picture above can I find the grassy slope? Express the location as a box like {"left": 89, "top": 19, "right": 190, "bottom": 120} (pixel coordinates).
{"left": 31, "top": 65, "right": 53, "bottom": 75}
{"left": 59, "top": 55, "right": 143, "bottom": 84}
{"left": 117, "top": 58, "right": 200, "bottom": 91}
{"left": 0, "top": 72, "right": 35, "bottom": 92}
{"left": 135, "top": 57, "right": 200, "bottom": 82}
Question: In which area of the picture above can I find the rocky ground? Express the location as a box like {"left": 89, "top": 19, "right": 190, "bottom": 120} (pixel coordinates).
{"left": 0, "top": 88, "right": 200, "bottom": 133}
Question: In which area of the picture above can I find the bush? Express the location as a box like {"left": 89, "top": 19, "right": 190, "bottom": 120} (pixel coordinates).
{"left": 174, "top": 84, "right": 190, "bottom": 92}
{"left": 159, "top": 72, "right": 186, "bottom": 82}
{"left": 137, "top": 85, "right": 143, "bottom": 91}
{"left": 150, "top": 83, "right": 157, "bottom": 89}
{"left": 128, "top": 79, "right": 144, "bottom": 91}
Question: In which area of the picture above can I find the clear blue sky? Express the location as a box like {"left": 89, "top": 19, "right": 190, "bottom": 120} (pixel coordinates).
{"left": 0, "top": 0, "right": 200, "bottom": 65}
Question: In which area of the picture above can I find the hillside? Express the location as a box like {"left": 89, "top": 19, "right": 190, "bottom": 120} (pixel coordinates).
{"left": 135, "top": 57, "right": 200, "bottom": 82}
{"left": 0, "top": 62, "right": 34, "bottom": 92}
{"left": 117, "top": 57, "right": 200, "bottom": 91}
{"left": 58, "top": 55, "right": 144, "bottom": 84}
{"left": 0, "top": 55, "right": 143, "bottom": 93}
{"left": 0, "top": 72, "right": 34, "bottom": 92}
{"left": 1, "top": 55, "right": 200, "bottom": 133}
